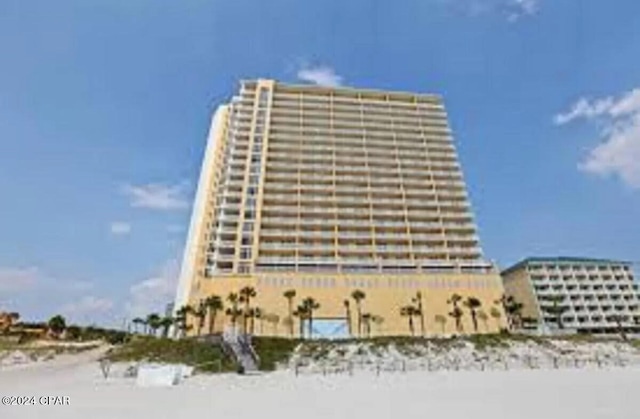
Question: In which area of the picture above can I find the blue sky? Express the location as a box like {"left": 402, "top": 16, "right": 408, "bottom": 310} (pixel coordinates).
{"left": 1, "top": 0, "right": 639, "bottom": 326}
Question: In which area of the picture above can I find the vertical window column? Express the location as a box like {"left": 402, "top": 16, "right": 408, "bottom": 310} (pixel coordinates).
{"left": 207, "top": 105, "right": 243, "bottom": 276}
{"left": 238, "top": 87, "right": 270, "bottom": 271}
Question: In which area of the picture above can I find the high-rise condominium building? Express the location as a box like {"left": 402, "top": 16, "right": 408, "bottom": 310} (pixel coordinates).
{"left": 174, "top": 79, "right": 506, "bottom": 338}
{"left": 502, "top": 257, "right": 640, "bottom": 334}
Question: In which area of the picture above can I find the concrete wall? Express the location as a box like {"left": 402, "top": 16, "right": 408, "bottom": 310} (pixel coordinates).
{"left": 502, "top": 269, "right": 541, "bottom": 321}
{"left": 185, "top": 272, "right": 508, "bottom": 337}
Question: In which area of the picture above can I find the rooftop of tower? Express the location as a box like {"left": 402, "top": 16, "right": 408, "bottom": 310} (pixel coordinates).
{"left": 502, "top": 256, "right": 633, "bottom": 276}
{"left": 239, "top": 78, "right": 443, "bottom": 102}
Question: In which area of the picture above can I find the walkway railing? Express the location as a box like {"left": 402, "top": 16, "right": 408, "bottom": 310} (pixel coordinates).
{"left": 223, "top": 327, "right": 259, "bottom": 373}
{"left": 292, "top": 355, "right": 639, "bottom": 376}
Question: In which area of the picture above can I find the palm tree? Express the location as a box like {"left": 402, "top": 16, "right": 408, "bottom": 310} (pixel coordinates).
{"left": 489, "top": 307, "right": 502, "bottom": 330}
{"left": 464, "top": 297, "right": 482, "bottom": 332}
{"left": 435, "top": 314, "right": 447, "bottom": 334}
{"left": 302, "top": 297, "right": 321, "bottom": 339}
{"left": 351, "top": 290, "right": 366, "bottom": 337}
{"left": 361, "top": 313, "right": 372, "bottom": 338}
{"left": 370, "top": 315, "right": 384, "bottom": 337}
{"left": 496, "top": 295, "right": 524, "bottom": 329}
{"left": 543, "top": 295, "right": 568, "bottom": 330}
{"left": 203, "top": 295, "right": 224, "bottom": 335}
{"left": 343, "top": 299, "right": 352, "bottom": 336}
{"left": 477, "top": 310, "right": 489, "bottom": 332}
{"left": 510, "top": 298, "right": 524, "bottom": 329}
{"left": 412, "top": 291, "right": 426, "bottom": 336}
{"left": 400, "top": 305, "right": 418, "bottom": 336}
{"left": 174, "top": 305, "right": 193, "bottom": 337}
{"left": 254, "top": 308, "right": 263, "bottom": 334}
{"left": 131, "top": 317, "right": 145, "bottom": 334}
{"left": 225, "top": 307, "right": 243, "bottom": 331}
{"left": 159, "top": 317, "right": 173, "bottom": 338}
{"left": 293, "top": 305, "right": 309, "bottom": 338}
{"left": 226, "top": 293, "right": 241, "bottom": 330}
{"left": 146, "top": 313, "right": 161, "bottom": 336}
{"left": 246, "top": 307, "right": 260, "bottom": 335}
{"left": 447, "top": 294, "right": 464, "bottom": 332}
{"left": 448, "top": 293, "right": 463, "bottom": 308}
{"left": 193, "top": 302, "right": 207, "bottom": 336}
{"left": 239, "top": 286, "right": 257, "bottom": 333}
{"left": 449, "top": 307, "right": 464, "bottom": 333}
{"left": 283, "top": 289, "right": 297, "bottom": 338}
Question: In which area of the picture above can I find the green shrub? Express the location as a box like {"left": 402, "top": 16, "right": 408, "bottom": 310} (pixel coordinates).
{"left": 252, "top": 337, "right": 301, "bottom": 371}
{"left": 105, "top": 336, "right": 235, "bottom": 373}
{"left": 467, "top": 334, "right": 510, "bottom": 350}
{"left": 105, "top": 331, "right": 129, "bottom": 345}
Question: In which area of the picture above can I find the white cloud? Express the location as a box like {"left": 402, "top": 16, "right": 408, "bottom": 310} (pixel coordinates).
{"left": 122, "top": 182, "right": 189, "bottom": 211}
{"left": 297, "top": 65, "right": 344, "bottom": 87}
{"left": 439, "top": 0, "right": 539, "bottom": 21}
{"left": 506, "top": 0, "right": 539, "bottom": 22}
{"left": 0, "top": 266, "right": 95, "bottom": 322}
{"left": 60, "top": 296, "right": 114, "bottom": 316}
{"left": 0, "top": 267, "right": 40, "bottom": 293}
{"left": 57, "top": 295, "right": 118, "bottom": 326}
{"left": 554, "top": 97, "right": 615, "bottom": 125}
{"left": 109, "top": 221, "right": 131, "bottom": 235}
{"left": 125, "top": 258, "right": 179, "bottom": 318}
{"left": 555, "top": 88, "right": 640, "bottom": 188}
{"left": 0, "top": 267, "right": 91, "bottom": 294}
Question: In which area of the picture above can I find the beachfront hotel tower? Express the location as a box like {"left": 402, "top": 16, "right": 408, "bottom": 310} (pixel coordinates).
{"left": 502, "top": 257, "right": 640, "bottom": 334}
{"left": 174, "top": 79, "right": 506, "bottom": 338}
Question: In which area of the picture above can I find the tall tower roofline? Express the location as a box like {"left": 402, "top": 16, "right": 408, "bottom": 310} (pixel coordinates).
{"left": 238, "top": 78, "right": 443, "bottom": 102}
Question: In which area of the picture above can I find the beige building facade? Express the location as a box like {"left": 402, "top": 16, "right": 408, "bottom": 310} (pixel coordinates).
{"left": 174, "top": 79, "right": 507, "bottom": 338}
{"left": 502, "top": 257, "right": 640, "bottom": 334}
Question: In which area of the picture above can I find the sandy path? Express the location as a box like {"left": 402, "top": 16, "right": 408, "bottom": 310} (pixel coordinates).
{"left": 0, "top": 346, "right": 109, "bottom": 376}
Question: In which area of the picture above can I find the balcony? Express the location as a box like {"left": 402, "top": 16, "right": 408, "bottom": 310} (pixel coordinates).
{"left": 447, "top": 246, "right": 482, "bottom": 255}
{"left": 376, "top": 245, "right": 411, "bottom": 251}
{"left": 259, "top": 242, "right": 298, "bottom": 251}
{"left": 335, "top": 219, "right": 371, "bottom": 227}
{"left": 412, "top": 245, "right": 449, "bottom": 253}
{"left": 336, "top": 231, "right": 371, "bottom": 239}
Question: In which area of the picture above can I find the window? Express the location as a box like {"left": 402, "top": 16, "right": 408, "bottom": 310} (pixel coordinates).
{"left": 240, "top": 248, "right": 252, "bottom": 259}
{"left": 258, "top": 89, "right": 269, "bottom": 106}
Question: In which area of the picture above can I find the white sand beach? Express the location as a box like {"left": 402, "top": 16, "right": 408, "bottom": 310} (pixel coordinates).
{"left": 0, "top": 347, "right": 637, "bottom": 419}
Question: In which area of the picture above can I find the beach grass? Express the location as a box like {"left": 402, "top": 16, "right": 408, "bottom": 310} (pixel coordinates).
{"left": 252, "top": 337, "right": 302, "bottom": 370}
{"left": 104, "top": 336, "right": 236, "bottom": 373}
{"left": 0, "top": 341, "right": 18, "bottom": 351}
{"left": 104, "top": 336, "right": 302, "bottom": 372}
{"left": 102, "top": 333, "right": 638, "bottom": 374}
